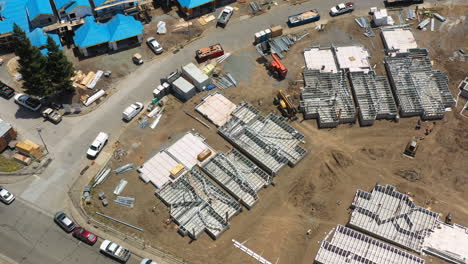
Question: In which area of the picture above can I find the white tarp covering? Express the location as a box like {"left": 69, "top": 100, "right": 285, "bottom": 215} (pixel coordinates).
{"left": 195, "top": 93, "right": 236, "bottom": 127}
{"left": 335, "top": 46, "right": 370, "bottom": 72}
{"left": 303, "top": 48, "right": 338, "bottom": 73}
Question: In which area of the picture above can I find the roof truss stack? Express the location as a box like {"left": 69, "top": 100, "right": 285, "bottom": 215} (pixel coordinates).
{"left": 201, "top": 149, "right": 272, "bottom": 209}
{"left": 349, "top": 71, "right": 398, "bottom": 126}
{"left": 315, "top": 225, "right": 425, "bottom": 264}
{"left": 348, "top": 184, "right": 440, "bottom": 253}
{"left": 219, "top": 103, "right": 307, "bottom": 175}
{"left": 301, "top": 69, "right": 356, "bottom": 128}
{"left": 384, "top": 48, "right": 454, "bottom": 120}
{"left": 156, "top": 168, "right": 241, "bottom": 240}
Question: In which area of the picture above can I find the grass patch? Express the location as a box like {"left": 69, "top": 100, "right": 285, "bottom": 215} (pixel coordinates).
{"left": 0, "top": 155, "right": 24, "bottom": 172}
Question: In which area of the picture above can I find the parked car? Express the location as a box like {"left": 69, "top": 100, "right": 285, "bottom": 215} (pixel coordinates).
{"left": 72, "top": 226, "right": 98, "bottom": 245}
{"left": 330, "top": 2, "right": 354, "bottom": 16}
{"left": 42, "top": 108, "right": 62, "bottom": 124}
{"left": 100, "top": 240, "right": 131, "bottom": 263}
{"left": 87, "top": 132, "right": 109, "bottom": 159}
{"left": 0, "top": 83, "right": 15, "bottom": 99}
{"left": 54, "top": 211, "right": 76, "bottom": 233}
{"left": 146, "top": 37, "right": 163, "bottom": 54}
{"left": 14, "top": 93, "right": 42, "bottom": 111}
{"left": 140, "top": 259, "right": 159, "bottom": 264}
{"left": 0, "top": 186, "right": 15, "bottom": 204}
{"left": 217, "top": 6, "right": 234, "bottom": 27}
{"left": 122, "top": 102, "right": 144, "bottom": 121}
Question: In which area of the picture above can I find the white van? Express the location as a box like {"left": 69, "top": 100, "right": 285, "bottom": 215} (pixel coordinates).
{"left": 122, "top": 102, "right": 144, "bottom": 121}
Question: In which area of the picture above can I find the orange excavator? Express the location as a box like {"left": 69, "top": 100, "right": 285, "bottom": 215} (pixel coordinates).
{"left": 268, "top": 53, "right": 287, "bottom": 79}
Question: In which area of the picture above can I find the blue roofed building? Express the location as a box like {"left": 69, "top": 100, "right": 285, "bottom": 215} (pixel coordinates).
{"left": 73, "top": 14, "right": 143, "bottom": 56}
{"left": 0, "top": 0, "right": 61, "bottom": 52}
{"left": 26, "top": 0, "right": 57, "bottom": 28}
{"left": 177, "top": 0, "right": 215, "bottom": 18}
{"left": 54, "top": 0, "right": 93, "bottom": 22}
{"left": 90, "top": 0, "right": 147, "bottom": 20}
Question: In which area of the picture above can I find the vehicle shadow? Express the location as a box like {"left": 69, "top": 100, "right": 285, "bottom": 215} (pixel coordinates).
{"left": 14, "top": 107, "right": 42, "bottom": 120}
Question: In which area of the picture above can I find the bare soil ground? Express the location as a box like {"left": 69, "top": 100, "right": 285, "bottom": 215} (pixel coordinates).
{"left": 87, "top": 5, "right": 468, "bottom": 264}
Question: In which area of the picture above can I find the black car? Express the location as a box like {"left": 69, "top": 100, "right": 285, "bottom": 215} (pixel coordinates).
{"left": 54, "top": 211, "right": 77, "bottom": 233}
{"left": 0, "top": 82, "right": 15, "bottom": 99}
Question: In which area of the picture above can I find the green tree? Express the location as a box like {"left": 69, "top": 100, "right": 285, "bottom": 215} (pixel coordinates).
{"left": 12, "top": 23, "right": 49, "bottom": 97}
{"left": 45, "top": 36, "right": 74, "bottom": 94}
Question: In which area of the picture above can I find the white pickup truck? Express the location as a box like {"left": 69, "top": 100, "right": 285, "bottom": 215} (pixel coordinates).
{"left": 100, "top": 240, "right": 131, "bottom": 263}
{"left": 217, "top": 6, "right": 234, "bottom": 27}
{"left": 122, "top": 102, "right": 144, "bottom": 121}
{"left": 86, "top": 132, "right": 108, "bottom": 159}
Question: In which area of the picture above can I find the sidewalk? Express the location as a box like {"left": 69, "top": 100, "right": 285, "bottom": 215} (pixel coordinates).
{"left": 66, "top": 151, "right": 189, "bottom": 264}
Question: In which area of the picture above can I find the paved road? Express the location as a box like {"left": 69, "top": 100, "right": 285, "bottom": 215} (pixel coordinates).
{"left": 0, "top": 199, "right": 141, "bottom": 264}
{"left": 0, "top": 0, "right": 462, "bottom": 263}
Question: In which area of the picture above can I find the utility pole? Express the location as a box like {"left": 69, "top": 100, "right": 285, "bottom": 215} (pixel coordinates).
{"left": 36, "top": 128, "right": 49, "bottom": 155}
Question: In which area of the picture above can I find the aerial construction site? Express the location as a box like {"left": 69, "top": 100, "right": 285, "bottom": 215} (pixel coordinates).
{"left": 83, "top": 2, "right": 468, "bottom": 261}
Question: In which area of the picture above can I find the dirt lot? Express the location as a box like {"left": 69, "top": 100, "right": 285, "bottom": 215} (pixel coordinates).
{"left": 87, "top": 5, "right": 468, "bottom": 264}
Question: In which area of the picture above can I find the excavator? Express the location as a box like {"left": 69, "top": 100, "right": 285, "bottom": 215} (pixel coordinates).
{"left": 273, "top": 90, "right": 298, "bottom": 121}
{"left": 268, "top": 53, "right": 287, "bottom": 79}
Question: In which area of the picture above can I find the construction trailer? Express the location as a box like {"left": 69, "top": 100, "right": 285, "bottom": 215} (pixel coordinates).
{"left": 315, "top": 225, "right": 425, "bottom": 264}
{"left": 218, "top": 103, "right": 307, "bottom": 175}
{"left": 182, "top": 63, "right": 211, "bottom": 92}
{"left": 172, "top": 77, "right": 196, "bottom": 101}
{"left": 384, "top": 48, "right": 454, "bottom": 120}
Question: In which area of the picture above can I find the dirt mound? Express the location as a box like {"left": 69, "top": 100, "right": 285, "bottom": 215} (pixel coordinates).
{"left": 331, "top": 151, "right": 353, "bottom": 168}
{"left": 288, "top": 179, "right": 316, "bottom": 208}
{"left": 395, "top": 169, "right": 422, "bottom": 182}
{"left": 360, "top": 147, "right": 386, "bottom": 160}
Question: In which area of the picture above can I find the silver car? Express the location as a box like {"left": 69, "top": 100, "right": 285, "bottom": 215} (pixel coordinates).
{"left": 0, "top": 186, "right": 15, "bottom": 204}
{"left": 147, "top": 37, "right": 163, "bottom": 54}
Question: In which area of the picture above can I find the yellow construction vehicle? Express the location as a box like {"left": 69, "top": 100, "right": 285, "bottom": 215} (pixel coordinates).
{"left": 273, "top": 90, "right": 298, "bottom": 121}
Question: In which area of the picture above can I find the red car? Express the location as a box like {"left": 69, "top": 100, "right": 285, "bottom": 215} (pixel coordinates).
{"left": 72, "top": 227, "right": 98, "bottom": 245}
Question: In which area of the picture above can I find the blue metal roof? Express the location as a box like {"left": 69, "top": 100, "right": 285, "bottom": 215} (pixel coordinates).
{"left": 73, "top": 16, "right": 110, "bottom": 48}
{"left": 92, "top": 0, "right": 106, "bottom": 6}
{"left": 107, "top": 14, "right": 143, "bottom": 42}
{"left": 0, "top": 0, "right": 30, "bottom": 35}
{"left": 178, "top": 0, "right": 213, "bottom": 9}
{"left": 26, "top": 0, "right": 54, "bottom": 21}
{"left": 29, "top": 28, "right": 62, "bottom": 48}
{"left": 73, "top": 14, "right": 143, "bottom": 48}
{"left": 54, "top": 0, "right": 73, "bottom": 9}
{"left": 62, "top": 0, "right": 91, "bottom": 12}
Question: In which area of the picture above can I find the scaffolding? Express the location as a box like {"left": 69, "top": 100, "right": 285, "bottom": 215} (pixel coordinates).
{"left": 156, "top": 168, "right": 241, "bottom": 240}
{"left": 384, "top": 48, "right": 455, "bottom": 120}
{"left": 348, "top": 184, "right": 440, "bottom": 253}
{"left": 201, "top": 149, "right": 271, "bottom": 209}
{"left": 219, "top": 103, "right": 307, "bottom": 175}
{"left": 315, "top": 225, "right": 425, "bottom": 264}
{"left": 349, "top": 71, "right": 398, "bottom": 126}
{"left": 300, "top": 69, "right": 356, "bottom": 128}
